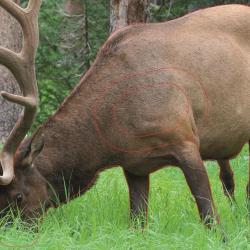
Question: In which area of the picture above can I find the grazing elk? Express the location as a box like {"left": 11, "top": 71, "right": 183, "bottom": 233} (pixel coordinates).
{"left": 0, "top": 1, "right": 249, "bottom": 226}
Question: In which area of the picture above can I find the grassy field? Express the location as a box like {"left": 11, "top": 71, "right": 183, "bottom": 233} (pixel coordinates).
{"left": 0, "top": 147, "right": 249, "bottom": 250}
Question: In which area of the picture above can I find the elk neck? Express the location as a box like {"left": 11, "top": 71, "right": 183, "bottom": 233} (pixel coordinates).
{"left": 30, "top": 55, "right": 125, "bottom": 203}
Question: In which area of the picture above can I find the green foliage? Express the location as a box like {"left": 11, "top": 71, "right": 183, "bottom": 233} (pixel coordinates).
{"left": 32, "top": 0, "right": 109, "bottom": 128}
{"left": 87, "top": 0, "right": 110, "bottom": 62}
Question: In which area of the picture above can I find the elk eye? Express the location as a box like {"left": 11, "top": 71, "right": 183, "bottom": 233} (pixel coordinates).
{"left": 15, "top": 193, "right": 23, "bottom": 203}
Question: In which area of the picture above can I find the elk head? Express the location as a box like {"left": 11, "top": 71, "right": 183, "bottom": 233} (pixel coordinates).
{"left": 0, "top": 0, "right": 50, "bottom": 219}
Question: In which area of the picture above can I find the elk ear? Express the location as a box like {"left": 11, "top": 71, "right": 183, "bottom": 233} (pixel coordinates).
{"left": 29, "top": 136, "right": 44, "bottom": 163}
{"left": 20, "top": 136, "right": 44, "bottom": 168}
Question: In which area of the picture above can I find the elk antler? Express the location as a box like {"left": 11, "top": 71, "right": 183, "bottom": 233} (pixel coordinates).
{"left": 0, "top": 0, "right": 41, "bottom": 185}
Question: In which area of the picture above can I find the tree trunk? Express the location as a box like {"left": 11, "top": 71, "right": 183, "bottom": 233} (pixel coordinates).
{"left": 0, "top": 0, "right": 22, "bottom": 143}
{"left": 110, "top": 0, "right": 149, "bottom": 32}
{"left": 61, "top": 0, "right": 89, "bottom": 88}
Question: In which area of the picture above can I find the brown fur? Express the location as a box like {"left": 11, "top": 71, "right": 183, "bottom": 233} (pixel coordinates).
{"left": 0, "top": 5, "right": 250, "bottom": 224}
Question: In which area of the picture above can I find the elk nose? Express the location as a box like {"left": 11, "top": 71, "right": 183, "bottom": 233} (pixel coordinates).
{"left": 15, "top": 193, "right": 23, "bottom": 203}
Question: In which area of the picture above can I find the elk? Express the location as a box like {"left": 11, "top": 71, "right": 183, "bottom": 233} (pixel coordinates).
{"left": 0, "top": 1, "right": 249, "bottom": 226}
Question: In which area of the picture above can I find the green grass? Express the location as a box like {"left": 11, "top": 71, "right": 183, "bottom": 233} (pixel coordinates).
{"left": 0, "top": 147, "right": 249, "bottom": 250}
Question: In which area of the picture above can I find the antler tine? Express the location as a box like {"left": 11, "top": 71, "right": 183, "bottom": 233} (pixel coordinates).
{"left": 0, "top": 0, "right": 25, "bottom": 25}
{"left": 0, "top": 0, "right": 42, "bottom": 185}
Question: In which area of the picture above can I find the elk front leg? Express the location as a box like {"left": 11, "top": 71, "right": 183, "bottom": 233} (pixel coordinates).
{"left": 218, "top": 160, "right": 235, "bottom": 199}
{"left": 123, "top": 170, "right": 149, "bottom": 228}
{"left": 175, "top": 142, "right": 219, "bottom": 226}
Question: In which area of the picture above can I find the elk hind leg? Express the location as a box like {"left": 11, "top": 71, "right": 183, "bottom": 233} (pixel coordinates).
{"left": 218, "top": 160, "right": 235, "bottom": 200}
{"left": 174, "top": 142, "right": 219, "bottom": 226}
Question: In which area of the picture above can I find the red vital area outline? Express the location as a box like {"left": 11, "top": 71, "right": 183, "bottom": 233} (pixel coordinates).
{"left": 91, "top": 66, "right": 209, "bottom": 154}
